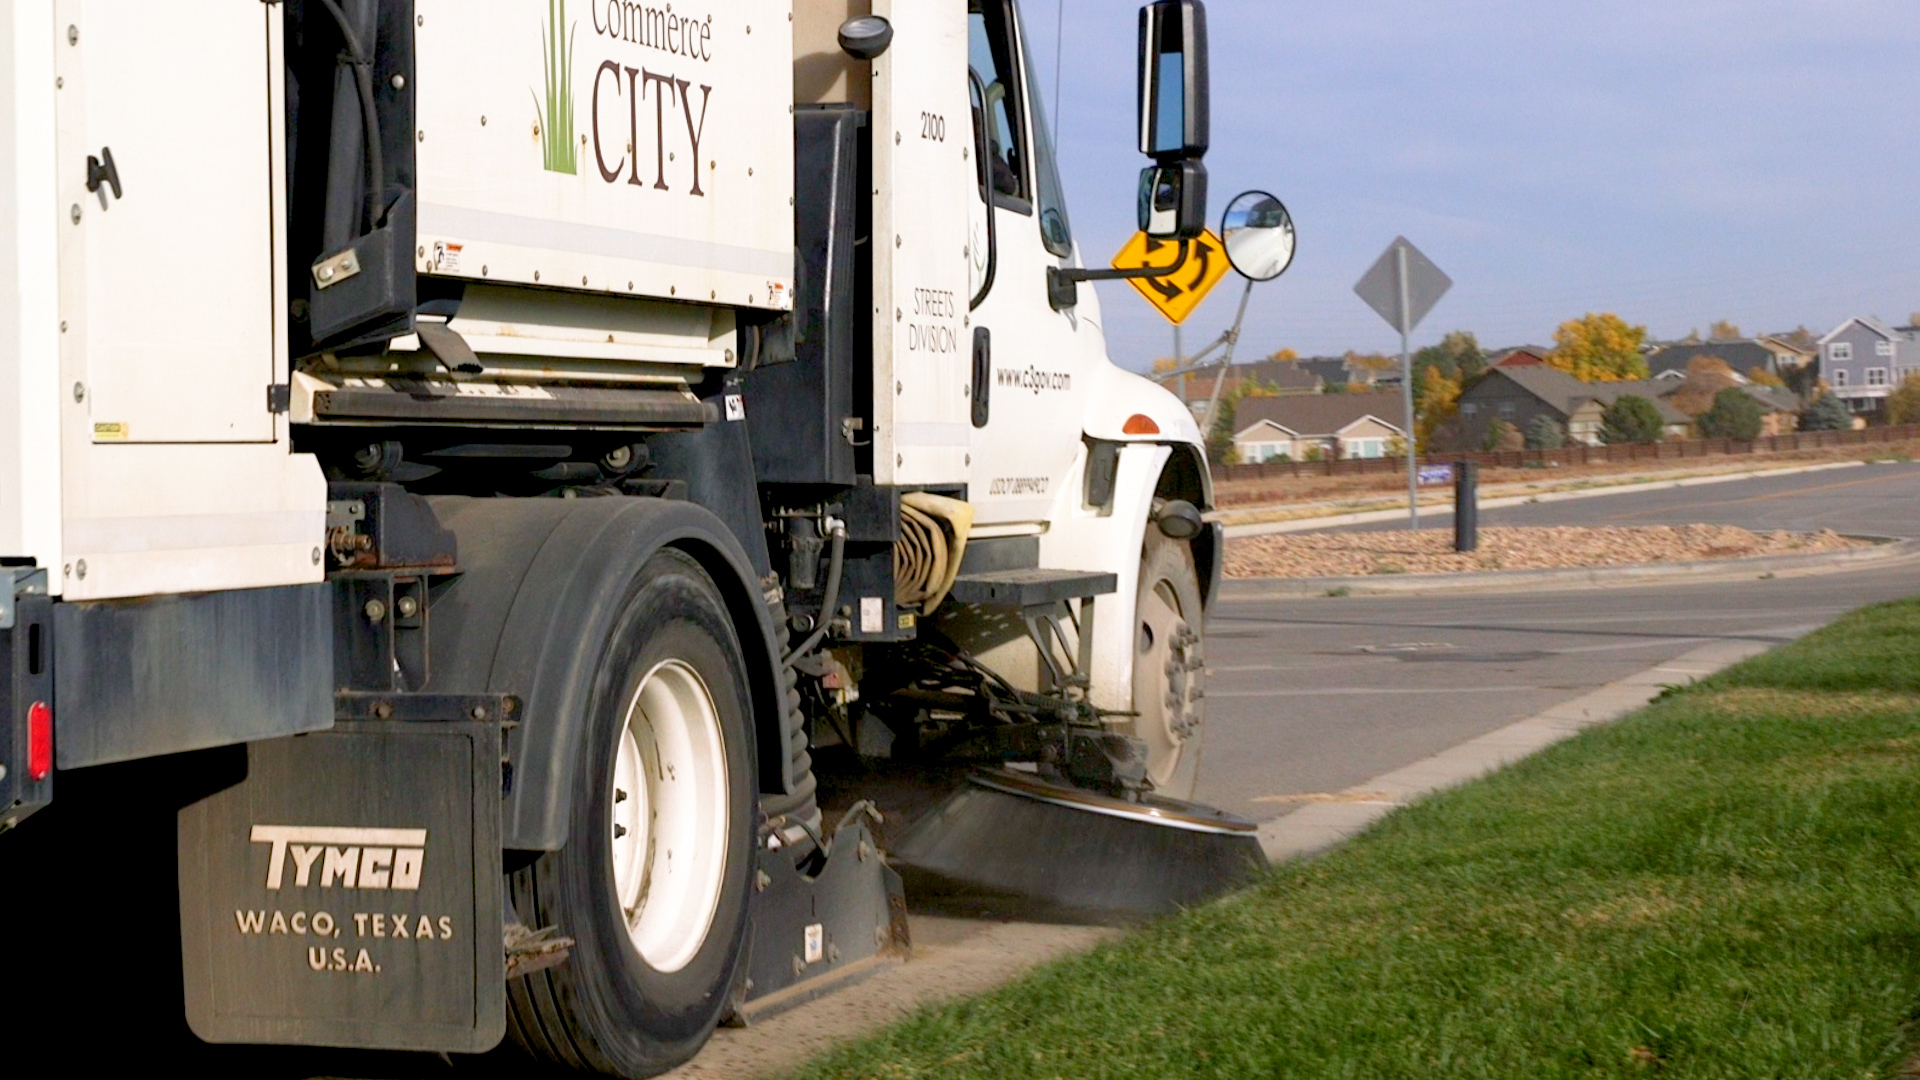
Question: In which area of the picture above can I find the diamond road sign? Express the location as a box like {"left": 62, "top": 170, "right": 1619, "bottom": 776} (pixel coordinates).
{"left": 1111, "top": 229, "right": 1231, "bottom": 326}
{"left": 1354, "top": 236, "right": 1451, "bottom": 335}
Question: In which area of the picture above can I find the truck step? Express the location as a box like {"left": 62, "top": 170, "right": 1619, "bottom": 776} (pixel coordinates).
{"left": 946, "top": 568, "right": 1118, "bottom": 609}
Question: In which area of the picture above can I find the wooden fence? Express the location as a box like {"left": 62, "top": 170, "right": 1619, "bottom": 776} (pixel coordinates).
{"left": 1210, "top": 425, "right": 1920, "bottom": 483}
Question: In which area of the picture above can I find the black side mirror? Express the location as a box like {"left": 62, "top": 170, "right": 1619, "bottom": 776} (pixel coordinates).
{"left": 838, "top": 15, "right": 893, "bottom": 61}
{"left": 1137, "top": 1, "right": 1209, "bottom": 161}
{"left": 1138, "top": 160, "right": 1208, "bottom": 240}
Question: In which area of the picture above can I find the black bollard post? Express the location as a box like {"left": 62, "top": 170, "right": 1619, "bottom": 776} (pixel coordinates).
{"left": 1454, "top": 461, "right": 1478, "bottom": 552}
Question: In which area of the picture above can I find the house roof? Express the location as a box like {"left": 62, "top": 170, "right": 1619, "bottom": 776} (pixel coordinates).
{"left": 1644, "top": 340, "right": 1787, "bottom": 379}
{"left": 1233, "top": 393, "right": 1406, "bottom": 439}
{"left": 1468, "top": 367, "right": 1690, "bottom": 425}
{"left": 1820, "top": 316, "right": 1902, "bottom": 345}
{"left": 1742, "top": 385, "right": 1802, "bottom": 414}
{"left": 1488, "top": 345, "right": 1551, "bottom": 366}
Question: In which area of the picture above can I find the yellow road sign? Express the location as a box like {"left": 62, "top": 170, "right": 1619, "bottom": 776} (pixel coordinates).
{"left": 1111, "top": 229, "right": 1230, "bottom": 325}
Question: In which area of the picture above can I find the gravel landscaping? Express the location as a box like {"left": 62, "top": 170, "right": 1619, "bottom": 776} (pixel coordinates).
{"left": 1225, "top": 525, "right": 1867, "bottom": 579}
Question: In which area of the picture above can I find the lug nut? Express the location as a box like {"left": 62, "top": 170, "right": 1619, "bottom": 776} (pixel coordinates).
{"left": 396, "top": 595, "right": 419, "bottom": 617}
{"left": 363, "top": 598, "right": 387, "bottom": 622}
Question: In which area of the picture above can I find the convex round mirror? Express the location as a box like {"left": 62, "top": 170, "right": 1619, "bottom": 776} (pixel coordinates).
{"left": 1221, "top": 190, "right": 1296, "bottom": 282}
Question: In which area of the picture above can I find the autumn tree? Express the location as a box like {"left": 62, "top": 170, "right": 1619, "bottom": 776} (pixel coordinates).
{"left": 1267, "top": 348, "right": 1299, "bottom": 363}
{"left": 1413, "top": 365, "right": 1460, "bottom": 451}
{"left": 1412, "top": 330, "right": 1486, "bottom": 389}
{"left": 1548, "top": 313, "right": 1649, "bottom": 382}
{"left": 1600, "top": 395, "right": 1664, "bottom": 444}
{"left": 1708, "top": 319, "right": 1741, "bottom": 340}
{"left": 1695, "top": 388, "right": 1763, "bottom": 440}
{"left": 1748, "top": 367, "right": 1786, "bottom": 389}
{"left": 1669, "top": 356, "right": 1743, "bottom": 417}
{"left": 1886, "top": 374, "right": 1920, "bottom": 426}
{"left": 1152, "top": 357, "right": 1180, "bottom": 373}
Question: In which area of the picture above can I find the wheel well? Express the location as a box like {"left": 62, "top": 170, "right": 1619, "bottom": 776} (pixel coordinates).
{"left": 1152, "top": 445, "right": 1222, "bottom": 609}
{"left": 1154, "top": 442, "right": 1211, "bottom": 510}
{"left": 663, "top": 538, "right": 789, "bottom": 799}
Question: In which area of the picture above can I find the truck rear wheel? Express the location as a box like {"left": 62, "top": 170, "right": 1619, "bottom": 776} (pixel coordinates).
{"left": 505, "top": 549, "right": 755, "bottom": 1078}
{"left": 1128, "top": 528, "right": 1206, "bottom": 800}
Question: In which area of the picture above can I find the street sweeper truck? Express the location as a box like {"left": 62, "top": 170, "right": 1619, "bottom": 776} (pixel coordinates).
{"left": 0, "top": 0, "right": 1262, "bottom": 1074}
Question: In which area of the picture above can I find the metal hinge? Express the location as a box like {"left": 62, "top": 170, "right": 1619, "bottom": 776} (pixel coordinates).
{"left": 267, "top": 383, "right": 291, "bottom": 413}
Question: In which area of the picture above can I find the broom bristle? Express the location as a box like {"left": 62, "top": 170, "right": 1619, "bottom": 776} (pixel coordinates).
{"left": 888, "top": 771, "right": 1266, "bottom": 923}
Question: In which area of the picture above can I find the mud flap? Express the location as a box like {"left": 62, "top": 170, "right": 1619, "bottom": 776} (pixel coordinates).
{"left": 733, "top": 818, "right": 909, "bottom": 1024}
{"left": 176, "top": 697, "right": 506, "bottom": 1052}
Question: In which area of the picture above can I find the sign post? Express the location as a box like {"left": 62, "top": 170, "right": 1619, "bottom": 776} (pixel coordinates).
{"left": 1354, "top": 237, "right": 1451, "bottom": 530}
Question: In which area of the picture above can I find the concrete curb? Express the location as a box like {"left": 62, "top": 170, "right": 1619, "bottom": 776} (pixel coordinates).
{"left": 1220, "top": 536, "right": 1920, "bottom": 600}
{"left": 1257, "top": 635, "right": 1785, "bottom": 862}
{"left": 1219, "top": 460, "right": 1869, "bottom": 538}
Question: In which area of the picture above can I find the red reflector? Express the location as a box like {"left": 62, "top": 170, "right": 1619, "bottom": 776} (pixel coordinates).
{"left": 1122, "top": 413, "right": 1160, "bottom": 436}
{"left": 26, "top": 700, "right": 51, "bottom": 781}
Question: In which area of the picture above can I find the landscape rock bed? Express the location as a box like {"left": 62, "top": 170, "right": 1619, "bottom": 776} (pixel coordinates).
{"left": 1225, "top": 525, "right": 1868, "bottom": 579}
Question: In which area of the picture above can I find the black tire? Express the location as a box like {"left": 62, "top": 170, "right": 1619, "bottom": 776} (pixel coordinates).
{"left": 1127, "top": 528, "right": 1206, "bottom": 800}
{"left": 505, "top": 549, "right": 756, "bottom": 1078}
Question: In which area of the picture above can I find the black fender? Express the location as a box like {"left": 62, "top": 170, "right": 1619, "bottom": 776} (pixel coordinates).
{"left": 424, "top": 496, "right": 789, "bottom": 851}
{"left": 1152, "top": 443, "right": 1224, "bottom": 609}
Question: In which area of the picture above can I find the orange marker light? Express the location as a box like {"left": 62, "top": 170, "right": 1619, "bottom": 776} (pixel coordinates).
{"left": 1122, "top": 414, "right": 1160, "bottom": 436}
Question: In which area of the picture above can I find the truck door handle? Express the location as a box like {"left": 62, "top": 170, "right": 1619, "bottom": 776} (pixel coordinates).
{"left": 971, "top": 327, "right": 991, "bottom": 428}
{"left": 86, "top": 146, "right": 122, "bottom": 209}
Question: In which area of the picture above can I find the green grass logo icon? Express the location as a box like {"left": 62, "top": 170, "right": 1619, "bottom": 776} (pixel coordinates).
{"left": 533, "top": 0, "right": 578, "bottom": 174}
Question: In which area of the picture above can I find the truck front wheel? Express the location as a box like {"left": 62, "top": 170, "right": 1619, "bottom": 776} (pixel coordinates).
{"left": 505, "top": 549, "right": 755, "bottom": 1078}
{"left": 1128, "top": 528, "right": 1207, "bottom": 800}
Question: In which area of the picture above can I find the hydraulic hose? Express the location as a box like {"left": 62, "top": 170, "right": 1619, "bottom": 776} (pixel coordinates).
{"left": 783, "top": 519, "right": 846, "bottom": 668}
{"left": 316, "top": 0, "right": 386, "bottom": 231}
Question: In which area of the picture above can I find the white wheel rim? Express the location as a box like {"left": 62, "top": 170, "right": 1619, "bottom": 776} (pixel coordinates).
{"left": 609, "top": 659, "right": 730, "bottom": 974}
{"left": 1136, "top": 577, "right": 1201, "bottom": 790}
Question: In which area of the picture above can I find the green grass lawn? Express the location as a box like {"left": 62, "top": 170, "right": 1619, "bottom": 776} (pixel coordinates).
{"left": 793, "top": 599, "right": 1920, "bottom": 1079}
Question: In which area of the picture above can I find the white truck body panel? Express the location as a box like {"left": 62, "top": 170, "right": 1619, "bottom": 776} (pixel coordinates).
{"left": 24, "top": 1, "right": 325, "bottom": 599}
{"left": 0, "top": 4, "right": 64, "bottom": 571}
{"left": 412, "top": 0, "right": 795, "bottom": 314}
{"left": 870, "top": 0, "right": 972, "bottom": 487}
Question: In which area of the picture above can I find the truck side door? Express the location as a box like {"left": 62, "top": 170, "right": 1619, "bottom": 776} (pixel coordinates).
{"left": 964, "top": 0, "right": 1087, "bottom": 527}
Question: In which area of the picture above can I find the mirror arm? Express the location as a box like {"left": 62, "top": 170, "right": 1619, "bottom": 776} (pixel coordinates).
{"left": 1045, "top": 240, "right": 1191, "bottom": 311}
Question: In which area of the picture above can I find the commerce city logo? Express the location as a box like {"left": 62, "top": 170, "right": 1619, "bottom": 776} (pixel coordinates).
{"left": 250, "top": 825, "right": 428, "bottom": 891}
{"left": 534, "top": 0, "right": 580, "bottom": 174}
{"left": 533, "top": 0, "right": 717, "bottom": 193}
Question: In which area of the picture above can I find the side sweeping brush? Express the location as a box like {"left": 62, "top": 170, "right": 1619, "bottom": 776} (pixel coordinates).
{"left": 887, "top": 768, "right": 1265, "bottom": 923}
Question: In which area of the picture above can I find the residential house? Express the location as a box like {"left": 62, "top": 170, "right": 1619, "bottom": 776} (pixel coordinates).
{"left": 1818, "top": 317, "right": 1920, "bottom": 417}
{"left": 1231, "top": 394, "right": 1406, "bottom": 462}
{"left": 1643, "top": 338, "right": 1804, "bottom": 385}
{"left": 1454, "top": 367, "right": 1689, "bottom": 448}
{"left": 1487, "top": 345, "right": 1552, "bottom": 368}
{"left": 1158, "top": 358, "right": 1322, "bottom": 417}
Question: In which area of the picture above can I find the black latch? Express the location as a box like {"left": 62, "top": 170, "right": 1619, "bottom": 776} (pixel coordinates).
{"left": 266, "top": 383, "right": 291, "bottom": 414}
{"left": 85, "top": 146, "right": 121, "bottom": 210}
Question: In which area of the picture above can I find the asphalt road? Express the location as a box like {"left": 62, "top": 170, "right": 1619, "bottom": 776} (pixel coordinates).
{"left": 1340, "top": 460, "right": 1920, "bottom": 538}
{"left": 1194, "top": 557, "right": 1920, "bottom": 824}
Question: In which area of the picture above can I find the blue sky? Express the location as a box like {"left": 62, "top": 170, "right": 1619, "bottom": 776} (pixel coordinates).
{"left": 1019, "top": 0, "right": 1920, "bottom": 371}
